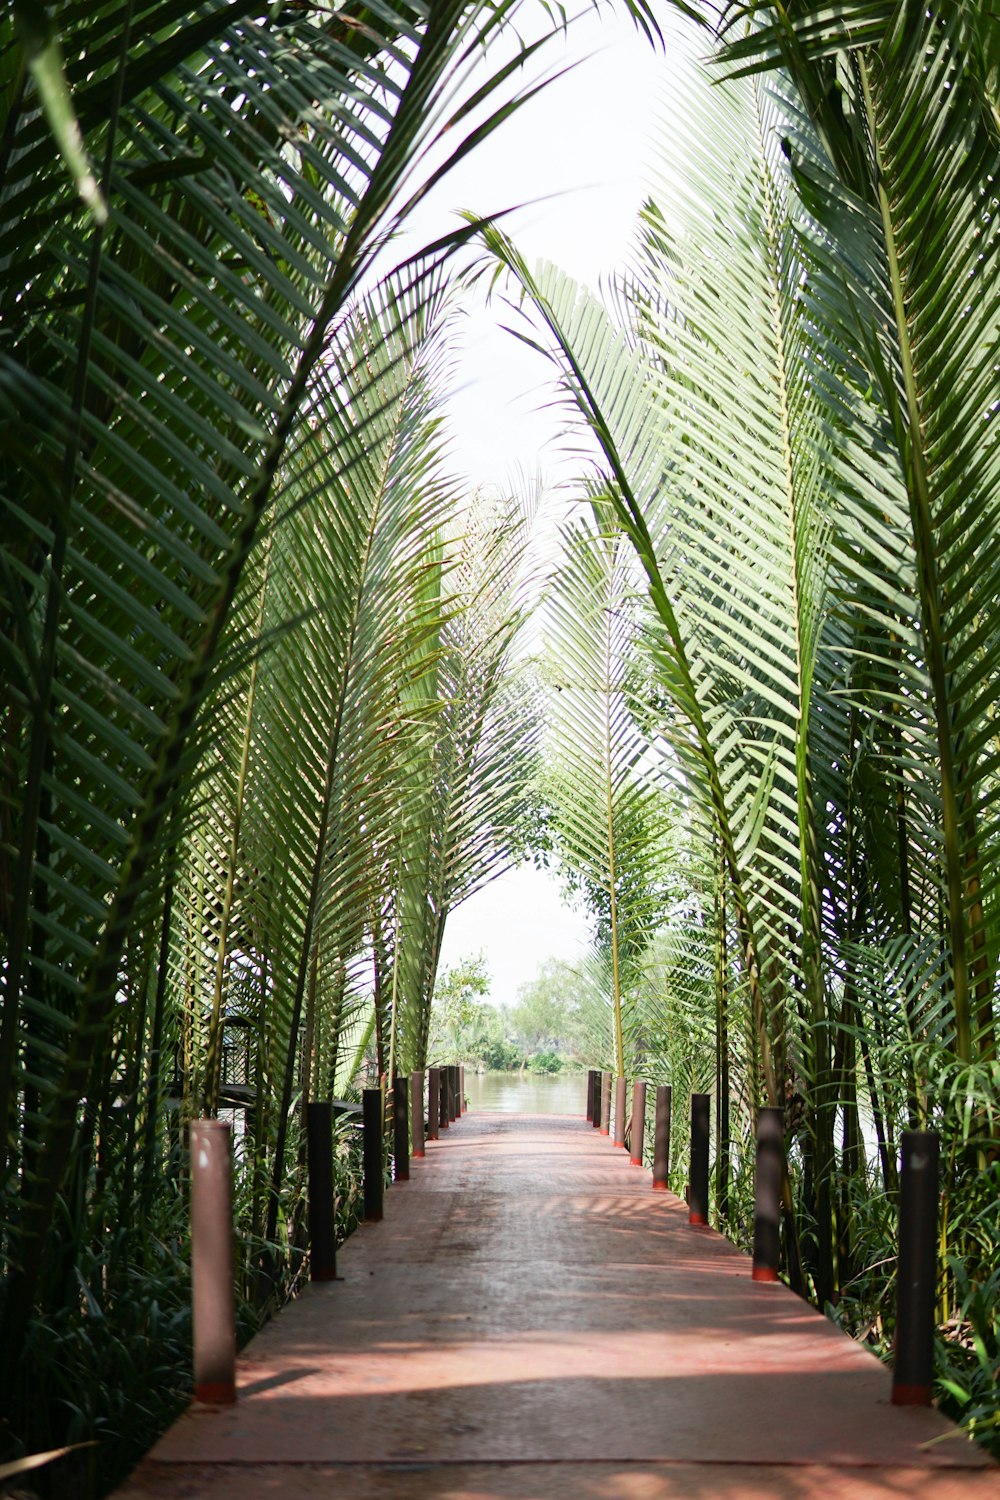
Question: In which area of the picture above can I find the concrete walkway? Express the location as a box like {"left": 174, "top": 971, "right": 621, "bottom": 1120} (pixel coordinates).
{"left": 118, "top": 1110, "right": 996, "bottom": 1499}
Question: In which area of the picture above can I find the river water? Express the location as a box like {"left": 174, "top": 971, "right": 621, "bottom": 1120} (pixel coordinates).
{"left": 463, "top": 1070, "right": 587, "bottom": 1115}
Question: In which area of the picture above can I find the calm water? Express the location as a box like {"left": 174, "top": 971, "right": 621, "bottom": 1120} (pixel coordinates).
{"left": 464, "top": 1070, "right": 586, "bottom": 1115}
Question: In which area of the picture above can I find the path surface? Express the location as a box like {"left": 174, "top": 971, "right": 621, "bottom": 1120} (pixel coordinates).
{"left": 118, "top": 1111, "right": 996, "bottom": 1499}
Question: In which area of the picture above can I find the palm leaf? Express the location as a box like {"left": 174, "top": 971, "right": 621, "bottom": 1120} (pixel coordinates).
{"left": 722, "top": 2, "right": 1000, "bottom": 1065}
{"left": 395, "top": 489, "right": 542, "bottom": 1071}
{"left": 0, "top": 0, "right": 562, "bottom": 1366}
{"left": 542, "top": 501, "right": 668, "bottom": 1075}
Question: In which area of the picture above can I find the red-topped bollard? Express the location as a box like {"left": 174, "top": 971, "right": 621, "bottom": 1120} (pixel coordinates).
{"left": 190, "top": 1120, "right": 236, "bottom": 1404}
{"left": 752, "top": 1107, "right": 784, "bottom": 1282}
{"left": 892, "top": 1131, "right": 939, "bottom": 1406}
{"left": 689, "top": 1093, "right": 710, "bottom": 1225}
{"left": 652, "top": 1084, "right": 672, "bottom": 1190}
{"left": 630, "top": 1079, "right": 647, "bottom": 1165}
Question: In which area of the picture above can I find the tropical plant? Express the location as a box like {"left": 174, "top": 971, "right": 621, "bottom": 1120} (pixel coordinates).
{"left": 714, "top": 0, "right": 1000, "bottom": 1308}
{"left": 480, "top": 47, "right": 833, "bottom": 1287}
{"left": 392, "top": 488, "right": 544, "bottom": 1071}
{"left": 0, "top": 0, "right": 574, "bottom": 1480}
{"left": 480, "top": 0, "right": 999, "bottom": 1425}
{"left": 3, "top": 0, "right": 998, "bottom": 1476}
{"left": 536, "top": 502, "right": 672, "bottom": 1077}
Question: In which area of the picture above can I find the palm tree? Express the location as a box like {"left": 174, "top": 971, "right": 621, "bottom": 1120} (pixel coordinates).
{"left": 481, "top": 0, "right": 998, "bottom": 1315}
{"left": 395, "top": 488, "right": 543, "bottom": 1072}
{"left": 540, "top": 500, "right": 669, "bottom": 1077}
{"left": 717, "top": 0, "right": 999, "bottom": 1073}
{"left": 0, "top": 0, "right": 572, "bottom": 1441}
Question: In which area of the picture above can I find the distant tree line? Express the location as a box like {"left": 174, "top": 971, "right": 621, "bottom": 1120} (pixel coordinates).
{"left": 426, "top": 954, "right": 608, "bottom": 1073}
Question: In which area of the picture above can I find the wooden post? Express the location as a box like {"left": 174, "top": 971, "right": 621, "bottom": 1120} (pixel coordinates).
{"left": 752, "top": 1107, "right": 783, "bottom": 1283}
{"left": 613, "top": 1075, "right": 627, "bottom": 1147}
{"left": 630, "top": 1080, "right": 647, "bottom": 1166}
{"left": 306, "top": 1102, "right": 337, "bottom": 1282}
{"left": 652, "top": 1084, "right": 671, "bottom": 1190}
{"left": 393, "top": 1075, "right": 409, "bottom": 1181}
{"left": 427, "top": 1067, "right": 440, "bottom": 1142}
{"left": 892, "top": 1132, "right": 939, "bottom": 1406}
{"left": 190, "top": 1120, "right": 236, "bottom": 1404}
{"left": 411, "top": 1070, "right": 425, "bottom": 1158}
{"left": 362, "top": 1088, "right": 383, "bottom": 1221}
{"left": 689, "top": 1093, "right": 710, "bottom": 1225}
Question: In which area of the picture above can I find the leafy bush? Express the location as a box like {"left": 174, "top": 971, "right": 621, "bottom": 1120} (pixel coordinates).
{"left": 482, "top": 1039, "right": 524, "bottom": 1072}
{"left": 528, "top": 1051, "right": 563, "bottom": 1074}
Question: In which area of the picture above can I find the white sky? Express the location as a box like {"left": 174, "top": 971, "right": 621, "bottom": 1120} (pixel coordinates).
{"left": 415, "top": 3, "right": 684, "bottom": 1002}
{"left": 415, "top": 2, "right": 671, "bottom": 487}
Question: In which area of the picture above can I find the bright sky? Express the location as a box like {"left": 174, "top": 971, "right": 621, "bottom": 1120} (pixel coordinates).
{"left": 429, "top": 3, "right": 668, "bottom": 487}
{"left": 420, "top": 2, "right": 685, "bottom": 1002}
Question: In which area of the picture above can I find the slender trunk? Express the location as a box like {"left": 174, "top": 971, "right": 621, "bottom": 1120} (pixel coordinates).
{"left": 857, "top": 1002, "right": 894, "bottom": 1191}
{"left": 140, "top": 858, "right": 175, "bottom": 1218}
{"left": 303, "top": 948, "right": 319, "bottom": 1107}
{"left": 119, "top": 932, "right": 152, "bottom": 1231}
{"left": 203, "top": 533, "right": 274, "bottom": 1116}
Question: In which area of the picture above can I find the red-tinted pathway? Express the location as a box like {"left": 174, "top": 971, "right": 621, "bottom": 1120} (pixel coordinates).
{"left": 117, "top": 1111, "right": 996, "bottom": 1499}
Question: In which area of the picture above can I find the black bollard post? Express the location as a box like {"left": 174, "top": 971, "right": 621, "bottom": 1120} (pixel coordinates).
{"left": 427, "top": 1067, "right": 440, "bottom": 1142}
{"left": 451, "top": 1065, "right": 460, "bottom": 1121}
{"left": 689, "top": 1093, "right": 711, "bottom": 1225}
{"left": 439, "top": 1067, "right": 450, "bottom": 1130}
{"left": 752, "top": 1107, "right": 784, "bottom": 1282}
{"left": 362, "top": 1088, "right": 384, "bottom": 1222}
{"left": 585, "top": 1069, "right": 595, "bottom": 1122}
{"left": 411, "top": 1070, "right": 425, "bottom": 1159}
{"left": 630, "top": 1080, "right": 647, "bottom": 1166}
{"left": 613, "top": 1076, "right": 627, "bottom": 1147}
{"left": 190, "top": 1120, "right": 236, "bottom": 1404}
{"left": 393, "top": 1075, "right": 409, "bottom": 1182}
{"left": 306, "top": 1102, "right": 338, "bottom": 1282}
{"left": 592, "top": 1070, "right": 602, "bottom": 1129}
{"left": 460, "top": 1064, "right": 466, "bottom": 1114}
{"left": 600, "top": 1072, "right": 612, "bottom": 1136}
{"left": 652, "top": 1084, "right": 672, "bottom": 1190}
{"left": 892, "top": 1131, "right": 939, "bottom": 1406}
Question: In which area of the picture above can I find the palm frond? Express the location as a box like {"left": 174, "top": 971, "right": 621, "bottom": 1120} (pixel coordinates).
{"left": 0, "top": 0, "right": 560, "bottom": 1364}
